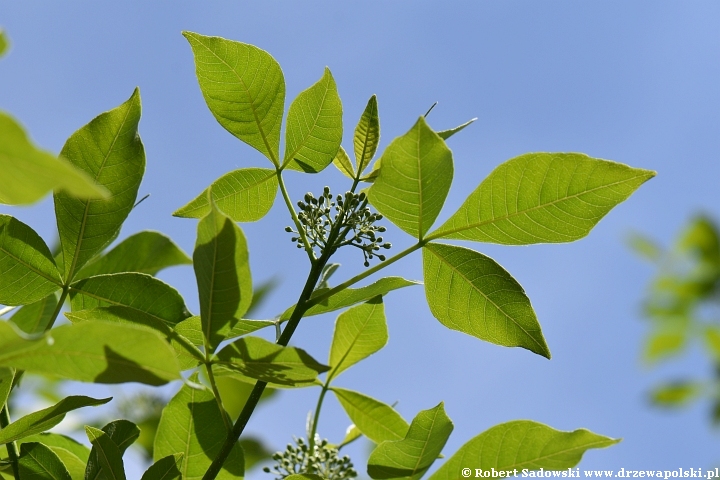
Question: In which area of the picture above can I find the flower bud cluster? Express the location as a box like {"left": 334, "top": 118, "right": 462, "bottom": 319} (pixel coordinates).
{"left": 263, "top": 435, "right": 357, "bottom": 480}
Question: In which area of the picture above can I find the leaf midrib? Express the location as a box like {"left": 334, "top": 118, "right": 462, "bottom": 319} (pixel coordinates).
{"left": 0, "top": 243, "right": 62, "bottom": 287}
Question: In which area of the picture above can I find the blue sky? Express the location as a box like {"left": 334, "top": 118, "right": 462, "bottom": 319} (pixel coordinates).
{"left": 2, "top": 2, "right": 720, "bottom": 477}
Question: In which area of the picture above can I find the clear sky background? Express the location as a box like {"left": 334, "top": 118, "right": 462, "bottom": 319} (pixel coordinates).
{"left": 2, "top": 2, "right": 720, "bottom": 478}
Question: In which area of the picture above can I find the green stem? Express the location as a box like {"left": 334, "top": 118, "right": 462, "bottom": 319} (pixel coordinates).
{"left": 277, "top": 169, "right": 315, "bottom": 261}
{"left": 48, "top": 288, "right": 69, "bottom": 330}
{"left": 205, "top": 362, "right": 232, "bottom": 432}
{"left": 0, "top": 406, "right": 21, "bottom": 480}
{"left": 306, "top": 382, "right": 331, "bottom": 472}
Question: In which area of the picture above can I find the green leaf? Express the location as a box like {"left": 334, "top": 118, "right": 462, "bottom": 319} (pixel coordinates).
{"left": 19, "top": 433, "right": 90, "bottom": 462}
{"left": 173, "top": 168, "right": 278, "bottom": 222}
{"left": 215, "top": 376, "right": 276, "bottom": 420}
{"left": 431, "top": 153, "right": 655, "bottom": 245}
{"left": 367, "top": 402, "right": 453, "bottom": 480}
{"left": 650, "top": 382, "right": 702, "bottom": 407}
{"left": 627, "top": 232, "right": 662, "bottom": 262}
{"left": 74, "top": 231, "right": 191, "bottom": 280}
{"left": 328, "top": 297, "right": 388, "bottom": 380}
{"left": 154, "top": 375, "right": 244, "bottom": 480}
{"left": 283, "top": 67, "right": 343, "bottom": 173}
{"left": 194, "top": 200, "right": 253, "bottom": 351}
{"left": 9, "top": 293, "right": 59, "bottom": 334}
{"left": 332, "top": 388, "right": 409, "bottom": 444}
{"left": 644, "top": 329, "right": 687, "bottom": 363}
{"left": 215, "top": 336, "right": 329, "bottom": 386}
{"left": 0, "top": 112, "right": 107, "bottom": 205}
{"left": 281, "top": 276, "right": 419, "bottom": 320}
{"left": 0, "top": 321, "right": 181, "bottom": 385}
{"left": 0, "top": 368, "right": 15, "bottom": 414}
{"left": 423, "top": 243, "right": 550, "bottom": 358}
{"left": 0, "top": 30, "right": 9, "bottom": 58}
{"left": 85, "top": 427, "right": 126, "bottom": 480}
{"left": 0, "top": 215, "right": 62, "bottom": 305}
{"left": 436, "top": 118, "right": 476, "bottom": 140}
{"left": 237, "top": 437, "right": 273, "bottom": 472}
{"left": 339, "top": 424, "right": 362, "bottom": 449}
{"left": 47, "top": 448, "right": 85, "bottom": 480}
{"left": 183, "top": 31, "right": 284, "bottom": 165}
{"left": 333, "top": 146, "right": 355, "bottom": 180}
{"left": 85, "top": 420, "right": 139, "bottom": 480}
{"left": 428, "top": 420, "right": 619, "bottom": 479}
{"left": 0, "top": 396, "right": 110, "bottom": 445}
{"left": 705, "top": 327, "right": 720, "bottom": 360}
{"left": 141, "top": 454, "right": 183, "bottom": 480}
{"left": 354, "top": 95, "right": 380, "bottom": 175}
{"left": 18, "top": 442, "right": 71, "bottom": 480}
{"left": 54, "top": 89, "right": 145, "bottom": 281}
{"left": 368, "top": 116, "right": 453, "bottom": 239}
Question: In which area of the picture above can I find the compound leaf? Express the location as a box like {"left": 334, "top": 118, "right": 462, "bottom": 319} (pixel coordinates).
{"left": 0, "top": 215, "right": 62, "bottom": 305}
{"left": 0, "top": 396, "right": 110, "bottom": 445}
{"left": 367, "top": 402, "right": 453, "bottom": 480}
{"left": 54, "top": 89, "right": 145, "bottom": 282}
{"left": 328, "top": 297, "right": 388, "bottom": 380}
{"left": 283, "top": 67, "right": 343, "bottom": 173}
{"left": 9, "top": 293, "right": 59, "bottom": 334}
{"left": 141, "top": 454, "right": 183, "bottom": 480}
{"left": 354, "top": 95, "right": 380, "bottom": 175}
{"left": 215, "top": 336, "right": 329, "bottom": 387}
{"left": 431, "top": 153, "right": 655, "bottom": 245}
{"left": 173, "top": 168, "right": 278, "bottom": 222}
{"left": 85, "top": 426, "right": 126, "bottom": 480}
{"left": 423, "top": 243, "right": 550, "bottom": 358}
{"left": 332, "top": 388, "right": 409, "bottom": 445}
{"left": 154, "top": 375, "right": 244, "bottom": 480}
{"left": 183, "top": 31, "right": 284, "bottom": 165}
{"left": 368, "top": 116, "right": 453, "bottom": 239}
{"left": 18, "top": 442, "right": 71, "bottom": 480}
{"left": 428, "top": 421, "right": 619, "bottom": 479}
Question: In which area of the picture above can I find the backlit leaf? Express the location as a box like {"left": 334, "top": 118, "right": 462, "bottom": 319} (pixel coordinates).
{"left": 183, "top": 31, "right": 284, "bottom": 164}
{"left": 0, "top": 368, "right": 15, "bottom": 412}
{"left": 283, "top": 68, "right": 343, "bottom": 173}
{"left": 0, "top": 215, "right": 62, "bottom": 305}
{"left": 650, "top": 382, "right": 702, "bottom": 407}
{"left": 431, "top": 153, "right": 655, "bottom": 245}
{"left": 54, "top": 89, "right": 145, "bottom": 281}
{"left": 0, "top": 30, "right": 9, "bottom": 58}
{"left": 423, "top": 243, "right": 550, "bottom": 358}
{"left": 19, "top": 433, "right": 90, "bottom": 462}
{"left": 48, "top": 448, "right": 85, "bottom": 480}
{"left": 18, "top": 442, "right": 71, "bottom": 480}
{"left": 85, "top": 426, "right": 126, "bottom": 480}
{"left": 332, "top": 388, "right": 409, "bottom": 444}
{"left": 9, "top": 293, "right": 59, "bottom": 334}
{"left": 428, "top": 421, "right": 619, "bottom": 479}
{"left": 141, "top": 454, "right": 183, "bottom": 480}
{"left": 368, "top": 116, "right": 453, "bottom": 239}
{"left": 644, "top": 329, "right": 686, "bottom": 363}
{"left": 85, "top": 420, "right": 139, "bottom": 480}
{"left": 367, "top": 402, "right": 453, "bottom": 480}
{"left": 173, "top": 168, "right": 278, "bottom": 222}
{"left": 215, "top": 376, "right": 276, "bottom": 420}
{"left": 436, "top": 118, "right": 476, "bottom": 140}
{"left": 354, "top": 95, "right": 379, "bottom": 175}
{"left": 333, "top": 146, "right": 355, "bottom": 179}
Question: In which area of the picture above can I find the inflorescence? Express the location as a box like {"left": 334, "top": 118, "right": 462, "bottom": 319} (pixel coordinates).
{"left": 263, "top": 435, "right": 357, "bottom": 480}
{"left": 286, "top": 187, "right": 391, "bottom": 266}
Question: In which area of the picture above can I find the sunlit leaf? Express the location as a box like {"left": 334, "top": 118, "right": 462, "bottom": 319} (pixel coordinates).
{"left": 368, "top": 116, "right": 453, "bottom": 239}
{"left": 423, "top": 243, "right": 550, "bottom": 358}
{"left": 428, "top": 420, "right": 619, "bottom": 479}
{"left": 367, "top": 402, "right": 453, "bottom": 480}
{"left": 9, "top": 293, "right": 59, "bottom": 334}
{"left": 0, "top": 215, "right": 62, "bottom": 305}
{"left": 283, "top": 68, "right": 343, "bottom": 173}
{"left": 328, "top": 297, "right": 387, "bottom": 380}
{"left": 216, "top": 375, "right": 276, "bottom": 420}
{"left": 141, "top": 454, "right": 183, "bottom": 480}
{"left": 643, "top": 329, "right": 687, "bottom": 363}
{"left": 183, "top": 31, "right": 284, "bottom": 165}
{"left": 0, "top": 396, "right": 110, "bottom": 445}
{"left": 85, "top": 420, "right": 139, "bottom": 480}
{"left": 54, "top": 89, "right": 145, "bottom": 281}
{"left": 0, "top": 368, "right": 15, "bottom": 415}
{"left": 0, "top": 30, "right": 9, "bottom": 58}
{"left": 354, "top": 95, "right": 380, "bottom": 175}
{"left": 18, "top": 442, "right": 71, "bottom": 480}
{"left": 332, "top": 388, "right": 409, "bottom": 445}
{"left": 154, "top": 375, "right": 244, "bottom": 480}
{"left": 627, "top": 233, "right": 662, "bottom": 262}
{"left": 333, "top": 146, "right": 355, "bottom": 180}
{"left": 85, "top": 426, "right": 126, "bottom": 480}
{"left": 339, "top": 424, "right": 362, "bottom": 449}
{"left": 436, "top": 118, "right": 476, "bottom": 140}
{"left": 432, "top": 153, "right": 655, "bottom": 245}
{"left": 48, "top": 448, "right": 85, "bottom": 480}
{"left": 173, "top": 168, "right": 278, "bottom": 222}
{"left": 650, "top": 382, "right": 703, "bottom": 407}
{"left": 19, "top": 433, "right": 90, "bottom": 462}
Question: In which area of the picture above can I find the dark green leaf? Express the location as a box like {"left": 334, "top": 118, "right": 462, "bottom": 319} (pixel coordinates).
{"left": 47, "top": 448, "right": 85, "bottom": 480}
{"left": 141, "top": 454, "right": 183, "bottom": 480}
{"left": 0, "top": 112, "right": 107, "bottom": 205}
{"left": 237, "top": 438, "right": 273, "bottom": 472}
{"left": 70, "top": 273, "right": 190, "bottom": 327}
{"left": 154, "top": 375, "right": 244, "bottom": 480}
{"left": 281, "top": 277, "right": 419, "bottom": 320}
{"left": 215, "top": 376, "right": 276, "bottom": 420}
{"left": 19, "top": 433, "right": 90, "bottom": 462}
{"left": 183, "top": 31, "right": 284, "bottom": 165}
{"left": 333, "top": 146, "right": 355, "bottom": 180}
{"left": 0, "top": 215, "right": 62, "bottom": 305}
{"left": 85, "top": 420, "right": 139, "bottom": 480}
{"left": 18, "top": 442, "right": 71, "bottom": 480}
{"left": 0, "top": 396, "right": 110, "bottom": 445}
{"left": 332, "top": 388, "right": 409, "bottom": 444}
{"left": 650, "top": 382, "right": 702, "bottom": 407}
{"left": 368, "top": 116, "right": 453, "bottom": 239}
{"left": 215, "top": 336, "right": 329, "bottom": 386}
{"left": 431, "top": 153, "right": 655, "bottom": 245}
{"left": 194, "top": 200, "right": 253, "bottom": 351}
{"left": 283, "top": 68, "right": 343, "bottom": 173}
{"left": 75, "top": 231, "right": 191, "bottom": 280}
{"left": 85, "top": 427, "right": 126, "bottom": 480}
{"left": 328, "top": 298, "right": 388, "bottom": 380}
{"left": 173, "top": 168, "right": 278, "bottom": 222}
{"left": 428, "top": 421, "right": 619, "bottom": 479}
{"left": 354, "top": 95, "right": 379, "bottom": 175}
{"left": 9, "top": 293, "right": 59, "bottom": 334}
{"left": 54, "top": 89, "right": 145, "bottom": 281}
{"left": 436, "top": 118, "right": 476, "bottom": 140}
{"left": 0, "top": 321, "right": 181, "bottom": 385}
{"left": 423, "top": 243, "right": 550, "bottom": 358}
{"left": 367, "top": 402, "right": 453, "bottom": 480}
